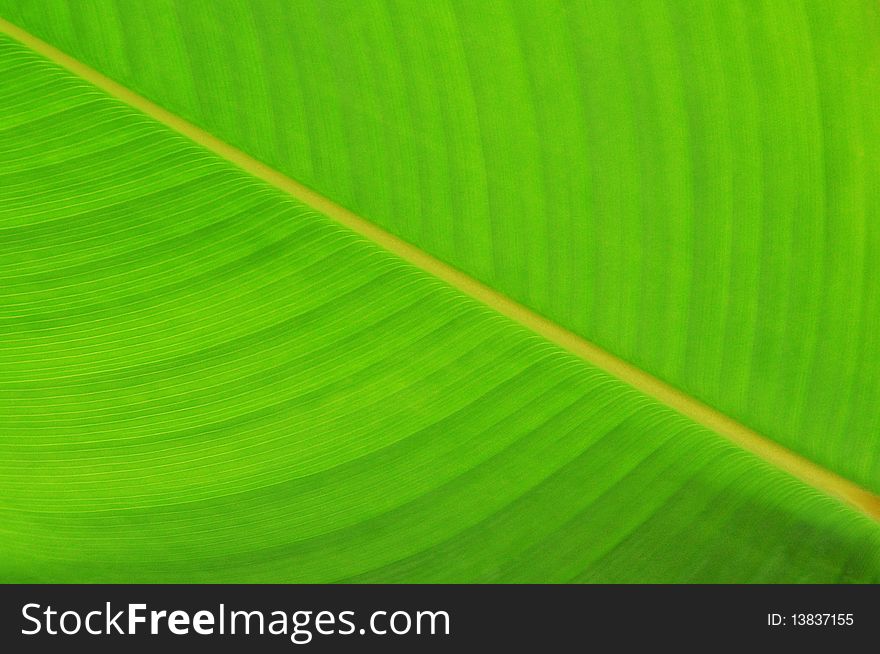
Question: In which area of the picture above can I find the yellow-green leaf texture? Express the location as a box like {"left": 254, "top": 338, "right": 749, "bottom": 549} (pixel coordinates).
{"left": 1, "top": 1, "right": 879, "bottom": 582}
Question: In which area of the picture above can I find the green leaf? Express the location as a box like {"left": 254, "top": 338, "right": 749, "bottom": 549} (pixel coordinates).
{"left": 0, "top": 2, "right": 879, "bottom": 583}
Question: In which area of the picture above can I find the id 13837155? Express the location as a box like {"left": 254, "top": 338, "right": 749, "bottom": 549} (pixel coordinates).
{"left": 767, "top": 613, "right": 854, "bottom": 627}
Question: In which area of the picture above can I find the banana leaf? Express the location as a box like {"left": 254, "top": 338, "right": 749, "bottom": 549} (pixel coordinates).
{"left": 0, "top": 1, "right": 878, "bottom": 583}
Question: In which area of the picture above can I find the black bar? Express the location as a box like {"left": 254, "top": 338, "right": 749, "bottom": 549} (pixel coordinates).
{"left": 0, "top": 584, "right": 875, "bottom": 651}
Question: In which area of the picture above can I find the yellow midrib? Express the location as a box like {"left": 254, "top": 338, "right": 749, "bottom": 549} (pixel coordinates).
{"left": 2, "top": 17, "right": 878, "bottom": 522}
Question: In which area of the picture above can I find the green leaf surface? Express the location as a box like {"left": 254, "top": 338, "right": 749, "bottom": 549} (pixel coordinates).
{"left": 0, "top": 2, "right": 879, "bottom": 583}
{"left": 2, "top": 0, "right": 877, "bottom": 492}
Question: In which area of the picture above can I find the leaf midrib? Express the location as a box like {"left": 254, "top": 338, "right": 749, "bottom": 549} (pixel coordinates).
{"left": 2, "top": 16, "right": 877, "bottom": 523}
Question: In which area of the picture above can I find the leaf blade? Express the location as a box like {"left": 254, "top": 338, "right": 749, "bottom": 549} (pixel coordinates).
{"left": 3, "top": 11, "right": 876, "bottom": 581}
